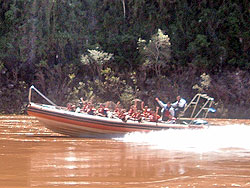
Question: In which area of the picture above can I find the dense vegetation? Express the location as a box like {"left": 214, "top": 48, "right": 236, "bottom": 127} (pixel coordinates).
{"left": 0, "top": 0, "right": 249, "bottom": 118}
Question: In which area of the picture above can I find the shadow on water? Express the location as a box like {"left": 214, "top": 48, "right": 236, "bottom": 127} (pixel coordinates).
{"left": 24, "top": 133, "right": 126, "bottom": 140}
{"left": 25, "top": 135, "right": 70, "bottom": 138}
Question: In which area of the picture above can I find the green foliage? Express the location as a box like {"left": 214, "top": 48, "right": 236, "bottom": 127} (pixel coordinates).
{"left": 120, "top": 85, "right": 135, "bottom": 109}
{"left": 0, "top": 0, "right": 248, "bottom": 72}
{"left": 78, "top": 67, "right": 134, "bottom": 104}
{"left": 81, "top": 49, "right": 113, "bottom": 67}
{"left": 33, "top": 62, "right": 81, "bottom": 105}
{"left": 138, "top": 29, "right": 171, "bottom": 76}
{"left": 81, "top": 48, "right": 113, "bottom": 79}
{"left": 192, "top": 73, "right": 211, "bottom": 93}
{"left": 0, "top": 61, "right": 4, "bottom": 72}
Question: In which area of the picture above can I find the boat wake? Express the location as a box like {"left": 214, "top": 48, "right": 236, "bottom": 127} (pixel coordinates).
{"left": 117, "top": 124, "right": 250, "bottom": 153}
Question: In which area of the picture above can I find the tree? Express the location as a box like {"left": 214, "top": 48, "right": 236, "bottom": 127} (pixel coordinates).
{"left": 137, "top": 29, "right": 171, "bottom": 77}
{"left": 81, "top": 48, "right": 113, "bottom": 79}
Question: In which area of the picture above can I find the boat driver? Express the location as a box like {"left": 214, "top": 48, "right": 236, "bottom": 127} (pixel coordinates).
{"left": 171, "top": 95, "right": 187, "bottom": 117}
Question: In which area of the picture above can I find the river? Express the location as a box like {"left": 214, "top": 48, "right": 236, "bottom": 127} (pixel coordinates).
{"left": 1, "top": 116, "right": 250, "bottom": 188}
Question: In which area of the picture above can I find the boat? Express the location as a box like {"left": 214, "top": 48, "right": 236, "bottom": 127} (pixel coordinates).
{"left": 27, "top": 86, "right": 214, "bottom": 138}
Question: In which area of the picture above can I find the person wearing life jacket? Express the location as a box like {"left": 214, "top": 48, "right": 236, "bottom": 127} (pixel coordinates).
{"left": 141, "top": 101, "right": 151, "bottom": 119}
{"left": 171, "top": 95, "right": 187, "bottom": 118}
{"left": 149, "top": 106, "right": 161, "bottom": 122}
{"left": 66, "top": 103, "right": 73, "bottom": 111}
{"left": 127, "top": 104, "right": 137, "bottom": 120}
{"left": 118, "top": 109, "right": 127, "bottom": 122}
{"left": 67, "top": 103, "right": 76, "bottom": 112}
{"left": 80, "top": 97, "right": 88, "bottom": 112}
{"left": 155, "top": 98, "right": 175, "bottom": 121}
{"left": 86, "top": 104, "right": 96, "bottom": 115}
{"left": 96, "top": 104, "right": 109, "bottom": 117}
{"left": 114, "top": 101, "right": 121, "bottom": 117}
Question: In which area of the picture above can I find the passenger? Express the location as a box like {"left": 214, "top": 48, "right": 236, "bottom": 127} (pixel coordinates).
{"left": 128, "top": 99, "right": 140, "bottom": 119}
{"left": 96, "top": 104, "right": 106, "bottom": 117}
{"left": 66, "top": 103, "right": 73, "bottom": 111}
{"left": 86, "top": 104, "right": 96, "bottom": 115}
{"left": 118, "top": 109, "right": 127, "bottom": 122}
{"left": 133, "top": 109, "right": 142, "bottom": 122}
{"left": 95, "top": 102, "right": 111, "bottom": 117}
{"left": 103, "top": 102, "right": 112, "bottom": 118}
{"left": 155, "top": 98, "right": 175, "bottom": 121}
{"left": 165, "top": 102, "right": 176, "bottom": 121}
{"left": 80, "top": 97, "right": 87, "bottom": 109}
{"left": 81, "top": 102, "right": 90, "bottom": 113}
{"left": 149, "top": 107, "right": 160, "bottom": 122}
{"left": 67, "top": 103, "right": 75, "bottom": 112}
{"left": 75, "top": 104, "right": 81, "bottom": 113}
{"left": 127, "top": 104, "right": 136, "bottom": 120}
{"left": 171, "top": 95, "right": 187, "bottom": 117}
{"left": 114, "top": 101, "right": 121, "bottom": 117}
{"left": 113, "top": 101, "right": 127, "bottom": 121}
{"left": 141, "top": 101, "right": 151, "bottom": 119}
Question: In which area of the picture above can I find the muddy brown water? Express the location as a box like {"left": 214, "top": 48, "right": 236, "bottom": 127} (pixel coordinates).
{"left": 1, "top": 116, "right": 250, "bottom": 188}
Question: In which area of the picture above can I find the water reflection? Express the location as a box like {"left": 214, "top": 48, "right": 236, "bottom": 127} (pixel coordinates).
{"left": 29, "top": 139, "right": 191, "bottom": 187}
{"left": 28, "top": 138, "right": 250, "bottom": 187}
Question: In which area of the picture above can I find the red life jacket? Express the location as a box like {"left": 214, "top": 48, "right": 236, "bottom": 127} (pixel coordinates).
{"left": 164, "top": 110, "right": 170, "bottom": 117}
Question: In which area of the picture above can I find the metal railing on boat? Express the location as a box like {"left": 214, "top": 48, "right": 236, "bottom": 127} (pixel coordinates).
{"left": 28, "top": 85, "right": 57, "bottom": 106}
{"left": 182, "top": 93, "right": 215, "bottom": 125}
